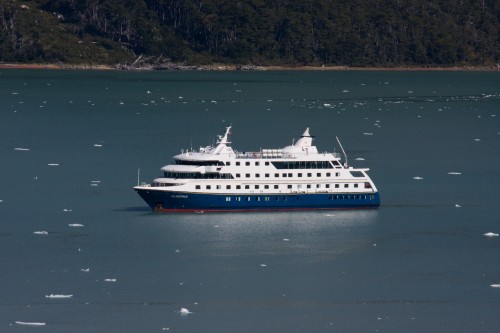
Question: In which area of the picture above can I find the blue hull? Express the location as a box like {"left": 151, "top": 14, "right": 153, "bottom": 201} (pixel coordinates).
{"left": 135, "top": 189, "right": 380, "bottom": 212}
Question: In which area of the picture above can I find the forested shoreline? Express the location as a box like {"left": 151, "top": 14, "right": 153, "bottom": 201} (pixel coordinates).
{"left": 1, "top": 0, "right": 498, "bottom": 68}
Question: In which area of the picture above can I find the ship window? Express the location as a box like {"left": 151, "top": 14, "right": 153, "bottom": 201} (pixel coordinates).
{"left": 288, "top": 173, "right": 292, "bottom": 177}
{"left": 317, "top": 173, "right": 321, "bottom": 177}
{"left": 247, "top": 197, "right": 251, "bottom": 201}
{"left": 307, "top": 173, "right": 312, "bottom": 177}
{"left": 316, "top": 184, "right": 321, "bottom": 188}
{"left": 206, "top": 185, "right": 211, "bottom": 189}
{"left": 354, "top": 184, "right": 359, "bottom": 188}
{"left": 226, "top": 162, "right": 230, "bottom": 166}
{"left": 245, "top": 161, "right": 250, "bottom": 166}
{"left": 245, "top": 185, "right": 250, "bottom": 189}
{"left": 275, "top": 173, "right": 279, "bottom": 177}
{"left": 255, "top": 162, "right": 259, "bottom": 166}
{"left": 255, "top": 185, "right": 259, "bottom": 189}
{"left": 256, "top": 197, "right": 260, "bottom": 201}
{"left": 326, "top": 172, "right": 331, "bottom": 177}
{"left": 335, "top": 184, "right": 340, "bottom": 188}
{"left": 216, "top": 185, "right": 221, "bottom": 189}
{"left": 226, "top": 185, "right": 231, "bottom": 189}
{"left": 265, "top": 173, "right": 270, "bottom": 178}
{"left": 195, "top": 185, "right": 201, "bottom": 189}
{"left": 236, "top": 185, "right": 241, "bottom": 189}
{"left": 336, "top": 172, "right": 340, "bottom": 177}
{"left": 298, "top": 173, "right": 302, "bottom": 177}
{"left": 237, "top": 197, "right": 241, "bottom": 201}
{"left": 274, "top": 185, "right": 279, "bottom": 189}
{"left": 326, "top": 184, "right": 330, "bottom": 189}
{"left": 264, "top": 185, "right": 269, "bottom": 189}
{"left": 236, "top": 173, "right": 241, "bottom": 178}
{"left": 350, "top": 171, "right": 364, "bottom": 177}
{"left": 365, "top": 182, "right": 372, "bottom": 189}
{"left": 344, "top": 184, "right": 349, "bottom": 188}
{"left": 282, "top": 173, "right": 287, "bottom": 177}
{"left": 265, "top": 162, "right": 270, "bottom": 166}
{"left": 226, "top": 197, "right": 231, "bottom": 201}
{"left": 307, "top": 185, "right": 311, "bottom": 189}
{"left": 236, "top": 162, "right": 240, "bottom": 166}
{"left": 287, "top": 185, "right": 292, "bottom": 189}
{"left": 255, "top": 174, "right": 260, "bottom": 178}
{"left": 245, "top": 173, "right": 250, "bottom": 178}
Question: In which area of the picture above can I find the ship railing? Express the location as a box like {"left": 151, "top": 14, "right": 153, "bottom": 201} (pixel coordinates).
{"left": 236, "top": 150, "right": 296, "bottom": 159}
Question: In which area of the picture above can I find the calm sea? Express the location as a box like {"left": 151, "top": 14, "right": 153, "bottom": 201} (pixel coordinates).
{"left": 1, "top": 69, "right": 499, "bottom": 332}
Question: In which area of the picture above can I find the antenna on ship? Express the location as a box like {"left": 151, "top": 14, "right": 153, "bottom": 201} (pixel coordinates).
{"left": 336, "top": 136, "right": 348, "bottom": 167}
{"left": 137, "top": 168, "right": 140, "bottom": 186}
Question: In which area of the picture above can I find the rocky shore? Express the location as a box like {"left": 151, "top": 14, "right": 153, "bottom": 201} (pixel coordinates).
{"left": 0, "top": 62, "right": 498, "bottom": 72}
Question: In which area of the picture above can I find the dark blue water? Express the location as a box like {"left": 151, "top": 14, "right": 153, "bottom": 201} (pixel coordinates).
{"left": 1, "top": 69, "right": 500, "bottom": 332}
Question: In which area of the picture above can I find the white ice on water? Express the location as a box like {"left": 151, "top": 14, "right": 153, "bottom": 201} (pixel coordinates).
{"left": 15, "top": 321, "right": 46, "bottom": 326}
{"left": 448, "top": 172, "right": 462, "bottom": 175}
{"left": 490, "top": 284, "right": 500, "bottom": 288}
{"left": 47, "top": 163, "right": 59, "bottom": 166}
{"left": 34, "top": 231, "right": 48, "bottom": 235}
{"left": 413, "top": 177, "right": 423, "bottom": 180}
{"left": 68, "top": 224, "right": 84, "bottom": 227}
{"left": 104, "top": 278, "right": 117, "bottom": 282}
{"left": 483, "top": 232, "right": 499, "bottom": 237}
{"left": 45, "top": 294, "right": 73, "bottom": 299}
{"left": 14, "top": 147, "right": 30, "bottom": 151}
{"left": 180, "top": 307, "right": 192, "bottom": 315}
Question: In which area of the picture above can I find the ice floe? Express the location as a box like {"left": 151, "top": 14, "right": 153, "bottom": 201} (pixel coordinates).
{"left": 45, "top": 294, "right": 73, "bottom": 299}
{"left": 34, "top": 231, "right": 48, "bottom": 235}
{"left": 363, "top": 132, "right": 373, "bottom": 136}
{"left": 454, "top": 204, "right": 461, "bottom": 208}
{"left": 260, "top": 264, "right": 267, "bottom": 267}
{"left": 490, "top": 284, "right": 500, "bottom": 288}
{"left": 80, "top": 268, "right": 90, "bottom": 272}
{"left": 447, "top": 172, "right": 462, "bottom": 175}
{"left": 68, "top": 224, "right": 84, "bottom": 227}
{"left": 283, "top": 238, "right": 290, "bottom": 242}
{"left": 15, "top": 321, "right": 46, "bottom": 326}
{"left": 14, "top": 147, "right": 30, "bottom": 151}
{"left": 104, "top": 278, "right": 117, "bottom": 282}
{"left": 483, "top": 232, "right": 499, "bottom": 237}
{"left": 413, "top": 177, "right": 423, "bottom": 180}
{"left": 180, "top": 307, "right": 192, "bottom": 315}
{"left": 93, "top": 144, "right": 103, "bottom": 147}
{"left": 47, "top": 163, "right": 59, "bottom": 166}
{"left": 355, "top": 158, "right": 365, "bottom": 161}
{"left": 63, "top": 209, "right": 72, "bottom": 212}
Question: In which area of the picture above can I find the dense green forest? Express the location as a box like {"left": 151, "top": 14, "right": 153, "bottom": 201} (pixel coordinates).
{"left": 1, "top": 0, "right": 499, "bottom": 67}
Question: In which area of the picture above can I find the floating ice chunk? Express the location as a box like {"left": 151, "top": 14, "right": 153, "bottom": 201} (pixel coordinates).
{"left": 324, "top": 103, "right": 331, "bottom": 107}
{"left": 47, "top": 163, "right": 59, "bottom": 166}
{"left": 180, "top": 307, "right": 192, "bottom": 315}
{"left": 147, "top": 90, "right": 151, "bottom": 94}
{"left": 34, "top": 231, "right": 48, "bottom": 235}
{"left": 342, "top": 90, "right": 350, "bottom": 93}
{"left": 15, "top": 321, "right": 46, "bottom": 326}
{"left": 260, "top": 264, "right": 267, "bottom": 267}
{"left": 355, "top": 158, "right": 365, "bottom": 161}
{"left": 483, "top": 232, "right": 499, "bottom": 237}
{"left": 448, "top": 172, "right": 462, "bottom": 175}
{"left": 363, "top": 133, "right": 373, "bottom": 136}
{"left": 45, "top": 294, "right": 73, "bottom": 299}
{"left": 175, "top": 249, "right": 181, "bottom": 253}
{"left": 324, "top": 214, "right": 335, "bottom": 217}
{"left": 490, "top": 284, "right": 500, "bottom": 288}
{"left": 14, "top": 147, "right": 30, "bottom": 151}
{"left": 283, "top": 238, "right": 290, "bottom": 242}
{"left": 80, "top": 268, "right": 90, "bottom": 272}
{"left": 413, "top": 177, "right": 423, "bottom": 180}
{"left": 454, "top": 204, "right": 461, "bottom": 208}
{"left": 68, "top": 224, "right": 84, "bottom": 227}
{"left": 63, "top": 209, "right": 72, "bottom": 212}
{"left": 104, "top": 278, "right": 117, "bottom": 282}
{"left": 93, "top": 144, "right": 103, "bottom": 147}
{"left": 474, "top": 138, "right": 480, "bottom": 142}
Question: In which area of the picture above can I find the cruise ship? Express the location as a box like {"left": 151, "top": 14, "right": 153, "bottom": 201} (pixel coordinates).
{"left": 134, "top": 126, "right": 380, "bottom": 212}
